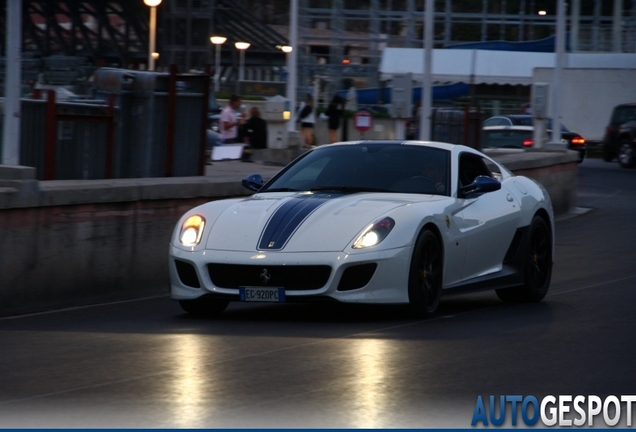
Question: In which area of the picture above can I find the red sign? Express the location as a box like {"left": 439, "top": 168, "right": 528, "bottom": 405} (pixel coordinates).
{"left": 353, "top": 110, "right": 373, "bottom": 133}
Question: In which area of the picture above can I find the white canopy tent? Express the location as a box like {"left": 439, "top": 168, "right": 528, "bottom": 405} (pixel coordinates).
{"left": 380, "top": 48, "right": 636, "bottom": 85}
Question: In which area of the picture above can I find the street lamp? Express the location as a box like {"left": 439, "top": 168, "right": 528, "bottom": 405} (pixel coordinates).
{"left": 279, "top": 46, "right": 293, "bottom": 120}
{"left": 210, "top": 36, "right": 227, "bottom": 92}
{"left": 143, "top": 0, "right": 162, "bottom": 71}
{"left": 235, "top": 41, "right": 250, "bottom": 82}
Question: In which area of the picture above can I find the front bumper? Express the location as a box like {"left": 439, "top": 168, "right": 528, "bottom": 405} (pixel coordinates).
{"left": 169, "top": 246, "right": 412, "bottom": 304}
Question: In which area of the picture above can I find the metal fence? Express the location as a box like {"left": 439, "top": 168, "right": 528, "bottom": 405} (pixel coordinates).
{"left": 1, "top": 67, "right": 209, "bottom": 180}
{"left": 431, "top": 106, "right": 483, "bottom": 149}
{"left": 93, "top": 67, "right": 209, "bottom": 178}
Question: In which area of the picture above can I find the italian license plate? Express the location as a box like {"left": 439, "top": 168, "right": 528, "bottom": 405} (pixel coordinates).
{"left": 239, "top": 286, "right": 286, "bottom": 302}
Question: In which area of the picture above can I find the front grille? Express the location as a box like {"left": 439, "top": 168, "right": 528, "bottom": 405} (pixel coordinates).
{"left": 175, "top": 260, "right": 201, "bottom": 288}
{"left": 337, "top": 263, "right": 377, "bottom": 291}
{"left": 207, "top": 264, "right": 332, "bottom": 291}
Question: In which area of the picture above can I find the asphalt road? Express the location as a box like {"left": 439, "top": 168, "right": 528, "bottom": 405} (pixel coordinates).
{"left": 1, "top": 158, "right": 635, "bottom": 428}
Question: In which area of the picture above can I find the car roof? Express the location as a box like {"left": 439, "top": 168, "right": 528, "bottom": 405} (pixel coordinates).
{"left": 483, "top": 125, "right": 534, "bottom": 131}
{"left": 326, "top": 140, "right": 459, "bottom": 152}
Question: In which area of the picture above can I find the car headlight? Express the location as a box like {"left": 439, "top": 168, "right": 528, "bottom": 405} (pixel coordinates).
{"left": 352, "top": 217, "right": 395, "bottom": 249}
{"left": 179, "top": 215, "right": 206, "bottom": 247}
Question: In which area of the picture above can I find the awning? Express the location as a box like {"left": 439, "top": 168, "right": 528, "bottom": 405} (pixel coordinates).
{"left": 380, "top": 48, "right": 636, "bottom": 85}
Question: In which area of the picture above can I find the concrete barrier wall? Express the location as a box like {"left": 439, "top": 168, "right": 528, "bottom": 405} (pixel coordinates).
{"left": 0, "top": 150, "right": 578, "bottom": 316}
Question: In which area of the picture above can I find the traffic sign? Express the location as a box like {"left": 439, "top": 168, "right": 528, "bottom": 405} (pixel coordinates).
{"left": 353, "top": 109, "right": 373, "bottom": 133}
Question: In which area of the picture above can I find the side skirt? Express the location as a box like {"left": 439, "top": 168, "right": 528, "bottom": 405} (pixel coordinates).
{"left": 441, "top": 224, "right": 531, "bottom": 297}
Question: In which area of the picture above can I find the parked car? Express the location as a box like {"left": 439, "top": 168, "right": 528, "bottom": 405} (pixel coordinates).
{"left": 169, "top": 140, "right": 554, "bottom": 318}
{"left": 483, "top": 115, "right": 586, "bottom": 162}
{"left": 601, "top": 103, "right": 636, "bottom": 168}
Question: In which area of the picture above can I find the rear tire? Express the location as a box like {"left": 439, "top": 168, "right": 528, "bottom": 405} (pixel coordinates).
{"left": 618, "top": 139, "right": 636, "bottom": 168}
{"left": 496, "top": 216, "right": 552, "bottom": 303}
{"left": 408, "top": 229, "right": 443, "bottom": 317}
{"left": 179, "top": 298, "right": 229, "bottom": 316}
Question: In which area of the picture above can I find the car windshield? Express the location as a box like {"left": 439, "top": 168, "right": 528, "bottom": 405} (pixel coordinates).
{"left": 261, "top": 143, "right": 451, "bottom": 196}
{"left": 485, "top": 116, "right": 569, "bottom": 132}
{"left": 611, "top": 106, "right": 636, "bottom": 124}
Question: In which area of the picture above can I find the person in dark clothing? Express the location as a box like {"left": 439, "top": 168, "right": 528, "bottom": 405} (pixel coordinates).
{"left": 325, "top": 94, "right": 346, "bottom": 143}
{"left": 242, "top": 106, "right": 267, "bottom": 162}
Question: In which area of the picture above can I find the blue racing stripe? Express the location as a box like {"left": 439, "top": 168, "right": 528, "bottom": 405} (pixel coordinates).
{"left": 258, "top": 195, "right": 336, "bottom": 250}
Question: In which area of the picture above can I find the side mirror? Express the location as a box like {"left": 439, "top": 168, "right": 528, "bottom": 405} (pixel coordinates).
{"left": 460, "top": 175, "right": 501, "bottom": 198}
{"left": 242, "top": 174, "right": 264, "bottom": 192}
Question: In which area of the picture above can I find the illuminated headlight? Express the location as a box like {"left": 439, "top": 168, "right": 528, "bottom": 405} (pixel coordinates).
{"left": 179, "top": 215, "right": 206, "bottom": 247}
{"left": 352, "top": 217, "right": 395, "bottom": 249}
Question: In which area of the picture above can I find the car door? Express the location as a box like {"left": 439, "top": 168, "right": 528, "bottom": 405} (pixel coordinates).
{"left": 455, "top": 153, "right": 521, "bottom": 282}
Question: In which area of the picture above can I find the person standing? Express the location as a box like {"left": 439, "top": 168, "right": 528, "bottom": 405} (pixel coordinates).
{"left": 325, "top": 94, "right": 345, "bottom": 143}
{"left": 242, "top": 106, "right": 268, "bottom": 162}
{"left": 220, "top": 94, "right": 244, "bottom": 144}
{"left": 297, "top": 94, "right": 315, "bottom": 148}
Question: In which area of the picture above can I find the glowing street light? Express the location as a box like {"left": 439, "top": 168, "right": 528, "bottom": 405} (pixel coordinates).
{"left": 279, "top": 45, "right": 293, "bottom": 120}
{"left": 143, "top": 0, "right": 162, "bottom": 71}
{"left": 235, "top": 41, "right": 250, "bottom": 82}
{"left": 210, "top": 36, "right": 227, "bottom": 92}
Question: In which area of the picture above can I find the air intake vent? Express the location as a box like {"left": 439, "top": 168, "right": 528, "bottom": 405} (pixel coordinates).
{"left": 337, "top": 263, "right": 377, "bottom": 291}
{"left": 175, "top": 260, "right": 201, "bottom": 288}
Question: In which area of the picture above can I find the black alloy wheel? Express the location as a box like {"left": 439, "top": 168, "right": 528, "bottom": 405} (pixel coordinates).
{"left": 618, "top": 139, "right": 636, "bottom": 168}
{"left": 496, "top": 216, "right": 552, "bottom": 303}
{"left": 408, "top": 229, "right": 443, "bottom": 317}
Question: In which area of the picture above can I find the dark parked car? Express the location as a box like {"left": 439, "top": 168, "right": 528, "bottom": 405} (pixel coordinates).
{"left": 602, "top": 103, "right": 636, "bottom": 168}
{"left": 483, "top": 115, "right": 586, "bottom": 162}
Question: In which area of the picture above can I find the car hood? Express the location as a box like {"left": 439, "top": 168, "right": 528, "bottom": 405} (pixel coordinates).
{"left": 204, "top": 192, "right": 432, "bottom": 252}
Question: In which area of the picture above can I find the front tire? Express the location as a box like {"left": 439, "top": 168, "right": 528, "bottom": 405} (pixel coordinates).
{"left": 496, "top": 216, "right": 552, "bottom": 303}
{"left": 179, "top": 298, "right": 229, "bottom": 316}
{"left": 408, "top": 229, "right": 443, "bottom": 317}
{"left": 618, "top": 139, "right": 636, "bottom": 168}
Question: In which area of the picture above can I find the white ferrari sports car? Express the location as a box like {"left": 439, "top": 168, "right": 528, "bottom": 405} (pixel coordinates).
{"left": 169, "top": 141, "right": 554, "bottom": 317}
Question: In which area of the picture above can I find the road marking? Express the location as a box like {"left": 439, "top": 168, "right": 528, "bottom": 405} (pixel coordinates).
{"left": 0, "top": 294, "right": 169, "bottom": 321}
{"left": 549, "top": 273, "right": 636, "bottom": 297}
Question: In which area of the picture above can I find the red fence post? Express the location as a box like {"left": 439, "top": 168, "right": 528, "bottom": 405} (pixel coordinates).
{"left": 44, "top": 90, "right": 57, "bottom": 180}
{"left": 106, "top": 94, "right": 116, "bottom": 179}
{"left": 198, "top": 67, "right": 211, "bottom": 176}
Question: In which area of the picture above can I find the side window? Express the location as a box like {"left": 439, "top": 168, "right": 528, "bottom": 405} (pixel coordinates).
{"left": 458, "top": 153, "right": 493, "bottom": 188}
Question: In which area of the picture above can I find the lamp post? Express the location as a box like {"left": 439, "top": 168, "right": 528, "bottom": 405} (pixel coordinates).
{"left": 235, "top": 41, "right": 250, "bottom": 82}
{"left": 143, "top": 0, "right": 162, "bottom": 71}
{"left": 280, "top": 46, "right": 293, "bottom": 120}
{"left": 210, "top": 36, "right": 227, "bottom": 92}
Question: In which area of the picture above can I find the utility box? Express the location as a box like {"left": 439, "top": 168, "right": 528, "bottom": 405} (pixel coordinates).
{"left": 532, "top": 83, "right": 549, "bottom": 119}
{"left": 390, "top": 73, "right": 413, "bottom": 119}
{"left": 263, "top": 95, "right": 289, "bottom": 149}
{"left": 262, "top": 95, "right": 287, "bottom": 121}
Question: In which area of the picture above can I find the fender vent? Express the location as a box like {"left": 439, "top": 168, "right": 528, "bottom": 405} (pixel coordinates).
{"left": 503, "top": 229, "right": 524, "bottom": 263}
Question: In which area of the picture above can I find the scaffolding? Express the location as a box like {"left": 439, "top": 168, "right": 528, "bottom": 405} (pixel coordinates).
{"left": 296, "top": 0, "right": 636, "bottom": 97}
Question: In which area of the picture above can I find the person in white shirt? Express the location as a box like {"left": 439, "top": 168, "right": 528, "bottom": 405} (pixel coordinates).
{"left": 220, "top": 95, "right": 244, "bottom": 143}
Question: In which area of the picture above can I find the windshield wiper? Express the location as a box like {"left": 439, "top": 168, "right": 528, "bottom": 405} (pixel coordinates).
{"left": 261, "top": 187, "right": 301, "bottom": 192}
{"left": 310, "top": 186, "right": 391, "bottom": 193}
